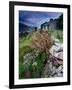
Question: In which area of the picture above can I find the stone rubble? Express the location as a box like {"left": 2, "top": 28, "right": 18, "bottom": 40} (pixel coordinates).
{"left": 42, "top": 40, "right": 63, "bottom": 78}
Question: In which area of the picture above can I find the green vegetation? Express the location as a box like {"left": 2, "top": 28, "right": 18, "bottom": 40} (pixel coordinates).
{"left": 19, "top": 33, "right": 33, "bottom": 48}
{"left": 19, "top": 30, "right": 63, "bottom": 79}
{"left": 48, "top": 30, "right": 63, "bottom": 43}
{"left": 19, "top": 46, "right": 34, "bottom": 64}
{"left": 57, "top": 14, "right": 63, "bottom": 29}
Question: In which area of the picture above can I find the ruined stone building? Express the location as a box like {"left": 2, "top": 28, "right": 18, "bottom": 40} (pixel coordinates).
{"left": 41, "top": 19, "right": 58, "bottom": 30}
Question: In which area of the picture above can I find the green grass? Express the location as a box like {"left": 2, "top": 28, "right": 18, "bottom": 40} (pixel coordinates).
{"left": 48, "top": 30, "right": 63, "bottom": 43}
{"left": 19, "top": 33, "right": 32, "bottom": 48}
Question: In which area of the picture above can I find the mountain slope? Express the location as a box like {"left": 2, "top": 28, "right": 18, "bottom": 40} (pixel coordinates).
{"left": 19, "top": 23, "right": 35, "bottom": 32}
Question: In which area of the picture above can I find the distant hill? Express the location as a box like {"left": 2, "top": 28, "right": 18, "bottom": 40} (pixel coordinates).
{"left": 19, "top": 23, "right": 35, "bottom": 32}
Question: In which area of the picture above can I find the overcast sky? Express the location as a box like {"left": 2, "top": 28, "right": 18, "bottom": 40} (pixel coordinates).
{"left": 19, "top": 11, "right": 62, "bottom": 28}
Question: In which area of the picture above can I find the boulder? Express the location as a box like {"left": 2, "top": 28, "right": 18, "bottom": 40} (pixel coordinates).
{"left": 56, "top": 65, "right": 63, "bottom": 73}
{"left": 49, "top": 42, "right": 63, "bottom": 60}
{"left": 54, "top": 52, "right": 63, "bottom": 60}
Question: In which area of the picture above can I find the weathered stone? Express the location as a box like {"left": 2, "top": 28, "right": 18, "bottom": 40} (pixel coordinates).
{"left": 51, "top": 66, "right": 56, "bottom": 75}
{"left": 52, "top": 58, "right": 59, "bottom": 66}
{"left": 49, "top": 44, "right": 63, "bottom": 54}
{"left": 49, "top": 45, "right": 57, "bottom": 55}
{"left": 57, "top": 72, "right": 63, "bottom": 77}
{"left": 56, "top": 59, "right": 63, "bottom": 65}
{"left": 55, "top": 52, "right": 63, "bottom": 60}
{"left": 49, "top": 42, "right": 63, "bottom": 60}
{"left": 41, "top": 19, "right": 58, "bottom": 30}
{"left": 53, "top": 74, "right": 58, "bottom": 77}
{"left": 42, "top": 63, "right": 52, "bottom": 77}
{"left": 56, "top": 65, "right": 63, "bottom": 73}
